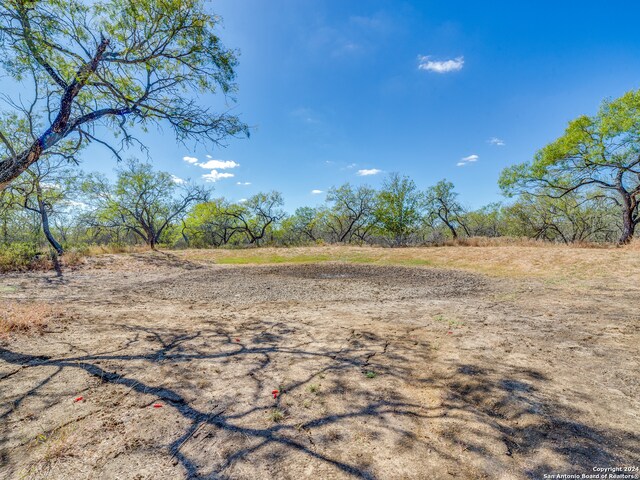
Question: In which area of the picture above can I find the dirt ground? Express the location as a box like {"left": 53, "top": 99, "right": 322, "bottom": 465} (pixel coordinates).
{"left": 0, "top": 246, "right": 638, "bottom": 479}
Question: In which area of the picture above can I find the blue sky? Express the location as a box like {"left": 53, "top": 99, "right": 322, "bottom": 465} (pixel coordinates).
{"left": 86, "top": 0, "right": 640, "bottom": 210}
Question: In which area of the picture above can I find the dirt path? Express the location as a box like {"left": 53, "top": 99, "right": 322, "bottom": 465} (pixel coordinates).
{"left": 0, "top": 252, "right": 638, "bottom": 479}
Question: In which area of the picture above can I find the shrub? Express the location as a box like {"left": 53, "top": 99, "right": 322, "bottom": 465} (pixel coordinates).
{"left": 0, "top": 243, "right": 48, "bottom": 272}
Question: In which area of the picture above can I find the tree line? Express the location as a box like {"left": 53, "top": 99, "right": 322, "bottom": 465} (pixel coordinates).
{"left": 0, "top": 158, "right": 625, "bottom": 255}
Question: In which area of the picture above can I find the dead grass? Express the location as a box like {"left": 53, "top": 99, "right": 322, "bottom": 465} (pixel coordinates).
{"left": 439, "top": 236, "right": 610, "bottom": 248}
{"left": 0, "top": 301, "right": 60, "bottom": 338}
{"left": 174, "top": 242, "right": 640, "bottom": 285}
{"left": 80, "top": 244, "right": 150, "bottom": 256}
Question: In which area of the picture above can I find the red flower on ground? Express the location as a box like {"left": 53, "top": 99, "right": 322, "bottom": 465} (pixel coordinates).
{"left": 234, "top": 338, "right": 240, "bottom": 342}
{"left": 272, "top": 389, "right": 279, "bottom": 399}
{"left": 74, "top": 396, "right": 83, "bottom": 402}
{"left": 153, "top": 403, "right": 163, "bottom": 408}
{"left": 447, "top": 331, "right": 453, "bottom": 335}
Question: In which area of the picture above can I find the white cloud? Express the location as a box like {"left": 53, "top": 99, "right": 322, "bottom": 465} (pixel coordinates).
{"left": 183, "top": 156, "right": 239, "bottom": 182}
{"left": 202, "top": 171, "right": 235, "bottom": 182}
{"left": 356, "top": 168, "right": 382, "bottom": 176}
{"left": 488, "top": 137, "right": 505, "bottom": 146}
{"left": 197, "top": 159, "right": 239, "bottom": 170}
{"left": 457, "top": 154, "right": 479, "bottom": 167}
{"left": 311, "top": 189, "right": 323, "bottom": 194}
{"left": 171, "top": 175, "right": 186, "bottom": 185}
{"left": 418, "top": 55, "right": 464, "bottom": 73}
{"left": 236, "top": 181, "right": 251, "bottom": 186}
{"left": 238, "top": 198, "right": 248, "bottom": 203}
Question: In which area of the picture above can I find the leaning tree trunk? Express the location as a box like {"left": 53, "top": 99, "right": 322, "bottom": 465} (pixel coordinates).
{"left": 36, "top": 184, "right": 64, "bottom": 256}
{"left": 442, "top": 219, "right": 457, "bottom": 239}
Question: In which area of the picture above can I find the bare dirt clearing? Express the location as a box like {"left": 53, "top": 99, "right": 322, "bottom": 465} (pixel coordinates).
{"left": 1, "top": 246, "right": 639, "bottom": 479}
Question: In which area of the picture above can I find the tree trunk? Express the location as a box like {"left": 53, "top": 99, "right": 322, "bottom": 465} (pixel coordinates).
{"left": 619, "top": 194, "right": 636, "bottom": 244}
{"left": 620, "top": 213, "right": 635, "bottom": 244}
{"left": 445, "top": 221, "right": 458, "bottom": 239}
{"left": 36, "top": 185, "right": 64, "bottom": 255}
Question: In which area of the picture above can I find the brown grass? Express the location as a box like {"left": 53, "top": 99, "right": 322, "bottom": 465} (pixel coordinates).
{"left": 0, "top": 301, "right": 60, "bottom": 337}
{"left": 80, "top": 244, "right": 150, "bottom": 256}
{"left": 174, "top": 242, "right": 639, "bottom": 285}
{"left": 438, "top": 236, "right": 612, "bottom": 248}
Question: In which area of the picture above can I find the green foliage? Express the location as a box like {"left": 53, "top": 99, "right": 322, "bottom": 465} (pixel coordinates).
{"left": 183, "top": 198, "right": 243, "bottom": 247}
{"left": 424, "top": 179, "right": 468, "bottom": 238}
{"left": 0, "top": 242, "right": 42, "bottom": 271}
{"left": 326, "top": 183, "right": 378, "bottom": 243}
{"left": 499, "top": 89, "right": 640, "bottom": 243}
{"left": 0, "top": 0, "right": 247, "bottom": 187}
{"left": 83, "top": 159, "right": 208, "bottom": 248}
{"left": 375, "top": 173, "right": 424, "bottom": 245}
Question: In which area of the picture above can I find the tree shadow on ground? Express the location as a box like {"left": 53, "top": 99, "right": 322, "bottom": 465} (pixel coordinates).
{"left": 0, "top": 322, "right": 638, "bottom": 479}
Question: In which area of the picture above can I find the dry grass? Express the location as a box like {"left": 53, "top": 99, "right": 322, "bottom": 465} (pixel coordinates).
{"left": 80, "top": 244, "right": 150, "bottom": 256}
{"left": 0, "top": 244, "right": 151, "bottom": 273}
{"left": 0, "top": 301, "right": 60, "bottom": 338}
{"left": 175, "top": 242, "right": 639, "bottom": 285}
{"left": 439, "top": 236, "right": 611, "bottom": 248}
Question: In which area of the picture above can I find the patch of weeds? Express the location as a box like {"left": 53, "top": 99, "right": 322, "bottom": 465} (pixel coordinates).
{"left": 25, "top": 424, "right": 78, "bottom": 476}
{"left": 307, "top": 384, "right": 319, "bottom": 394}
{"left": 364, "top": 370, "right": 377, "bottom": 379}
{"left": 302, "top": 399, "right": 312, "bottom": 409}
{"left": 433, "top": 314, "right": 464, "bottom": 328}
{"left": 268, "top": 408, "right": 285, "bottom": 423}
